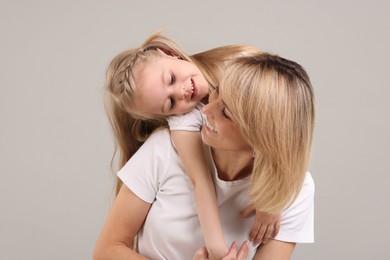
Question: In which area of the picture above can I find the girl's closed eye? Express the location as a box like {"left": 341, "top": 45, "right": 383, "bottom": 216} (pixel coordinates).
{"left": 170, "top": 73, "right": 175, "bottom": 85}
{"left": 170, "top": 97, "right": 175, "bottom": 110}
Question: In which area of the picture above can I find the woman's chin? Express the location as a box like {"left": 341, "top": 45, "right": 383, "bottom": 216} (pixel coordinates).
{"left": 200, "top": 129, "right": 209, "bottom": 145}
{"left": 200, "top": 127, "right": 215, "bottom": 147}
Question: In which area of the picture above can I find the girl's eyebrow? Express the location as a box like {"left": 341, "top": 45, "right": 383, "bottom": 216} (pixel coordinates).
{"left": 161, "top": 69, "right": 166, "bottom": 84}
{"left": 161, "top": 69, "right": 169, "bottom": 114}
{"left": 161, "top": 103, "right": 166, "bottom": 114}
{"left": 162, "top": 98, "right": 171, "bottom": 114}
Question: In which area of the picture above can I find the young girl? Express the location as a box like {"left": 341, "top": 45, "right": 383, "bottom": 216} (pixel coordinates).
{"left": 104, "top": 32, "right": 280, "bottom": 258}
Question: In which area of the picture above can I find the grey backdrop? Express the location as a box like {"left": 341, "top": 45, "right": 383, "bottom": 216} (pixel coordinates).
{"left": 1, "top": 1, "right": 389, "bottom": 259}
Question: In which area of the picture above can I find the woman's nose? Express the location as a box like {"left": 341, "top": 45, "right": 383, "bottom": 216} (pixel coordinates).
{"left": 202, "top": 98, "right": 217, "bottom": 118}
{"left": 203, "top": 89, "right": 220, "bottom": 112}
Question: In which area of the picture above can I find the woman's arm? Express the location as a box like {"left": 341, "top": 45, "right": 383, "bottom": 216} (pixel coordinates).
{"left": 253, "top": 240, "right": 296, "bottom": 260}
{"left": 93, "top": 184, "right": 151, "bottom": 260}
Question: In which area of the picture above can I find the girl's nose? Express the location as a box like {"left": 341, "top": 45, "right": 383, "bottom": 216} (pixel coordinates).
{"left": 173, "top": 85, "right": 190, "bottom": 101}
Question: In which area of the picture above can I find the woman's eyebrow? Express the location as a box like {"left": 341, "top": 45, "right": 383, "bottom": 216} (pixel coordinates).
{"left": 222, "top": 99, "right": 234, "bottom": 117}
{"left": 221, "top": 99, "right": 230, "bottom": 110}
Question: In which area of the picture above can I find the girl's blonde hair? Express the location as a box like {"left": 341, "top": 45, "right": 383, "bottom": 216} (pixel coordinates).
{"left": 221, "top": 53, "right": 315, "bottom": 213}
{"left": 104, "top": 32, "right": 260, "bottom": 194}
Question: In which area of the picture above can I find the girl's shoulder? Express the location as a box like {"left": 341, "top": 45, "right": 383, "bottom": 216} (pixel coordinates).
{"left": 167, "top": 103, "right": 204, "bottom": 132}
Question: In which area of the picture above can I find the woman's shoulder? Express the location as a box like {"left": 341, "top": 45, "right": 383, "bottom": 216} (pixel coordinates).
{"left": 303, "top": 171, "right": 315, "bottom": 194}
{"left": 276, "top": 171, "right": 315, "bottom": 243}
{"left": 117, "top": 128, "right": 177, "bottom": 204}
{"left": 147, "top": 128, "right": 171, "bottom": 143}
{"left": 119, "top": 128, "right": 176, "bottom": 177}
{"left": 132, "top": 128, "right": 176, "bottom": 161}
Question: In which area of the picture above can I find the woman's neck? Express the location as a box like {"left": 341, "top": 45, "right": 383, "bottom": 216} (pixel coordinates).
{"left": 211, "top": 148, "right": 253, "bottom": 181}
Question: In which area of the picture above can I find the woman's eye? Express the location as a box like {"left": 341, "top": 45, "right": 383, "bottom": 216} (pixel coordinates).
{"left": 221, "top": 107, "right": 230, "bottom": 119}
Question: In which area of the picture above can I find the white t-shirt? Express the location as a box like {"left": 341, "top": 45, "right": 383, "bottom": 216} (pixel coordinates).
{"left": 168, "top": 103, "right": 204, "bottom": 132}
{"left": 118, "top": 129, "right": 314, "bottom": 260}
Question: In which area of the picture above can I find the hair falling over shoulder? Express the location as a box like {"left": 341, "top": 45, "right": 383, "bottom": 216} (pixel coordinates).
{"left": 104, "top": 32, "right": 183, "bottom": 195}
{"left": 104, "top": 93, "right": 166, "bottom": 195}
{"left": 221, "top": 53, "right": 315, "bottom": 214}
{"left": 104, "top": 32, "right": 261, "bottom": 195}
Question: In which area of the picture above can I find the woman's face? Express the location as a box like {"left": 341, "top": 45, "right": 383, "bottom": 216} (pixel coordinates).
{"left": 201, "top": 88, "right": 252, "bottom": 152}
{"left": 132, "top": 54, "right": 209, "bottom": 117}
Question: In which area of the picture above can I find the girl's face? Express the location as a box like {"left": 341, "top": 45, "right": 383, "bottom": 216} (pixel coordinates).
{"left": 133, "top": 54, "right": 209, "bottom": 117}
{"left": 201, "top": 88, "right": 252, "bottom": 152}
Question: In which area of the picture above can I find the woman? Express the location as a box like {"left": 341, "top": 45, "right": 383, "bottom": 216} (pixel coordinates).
{"left": 93, "top": 52, "right": 315, "bottom": 259}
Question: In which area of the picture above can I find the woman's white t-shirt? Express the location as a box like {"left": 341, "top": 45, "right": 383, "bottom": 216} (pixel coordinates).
{"left": 118, "top": 129, "right": 314, "bottom": 259}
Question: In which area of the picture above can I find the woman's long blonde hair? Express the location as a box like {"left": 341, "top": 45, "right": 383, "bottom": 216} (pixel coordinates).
{"left": 104, "top": 32, "right": 260, "bottom": 194}
{"left": 221, "top": 53, "right": 315, "bottom": 213}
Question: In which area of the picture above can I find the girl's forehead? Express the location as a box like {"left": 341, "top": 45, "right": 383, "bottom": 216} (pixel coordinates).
{"left": 134, "top": 56, "right": 162, "bottom": 77}
{"left": 139, "top": 55, "right": 167, "bottom": 71}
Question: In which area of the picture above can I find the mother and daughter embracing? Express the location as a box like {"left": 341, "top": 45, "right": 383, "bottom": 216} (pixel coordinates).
{"left": 93, "top": 32, "right": 315, "bottom": 260}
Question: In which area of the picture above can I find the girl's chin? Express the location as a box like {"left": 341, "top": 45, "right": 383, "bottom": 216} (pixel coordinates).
{"left": 197, "top": 86, "right": 207, "bottom": 98}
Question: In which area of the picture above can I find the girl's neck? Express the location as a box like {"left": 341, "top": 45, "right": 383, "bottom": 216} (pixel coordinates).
{"left": 211, "top": 148, "right": 253, "bottom": 181}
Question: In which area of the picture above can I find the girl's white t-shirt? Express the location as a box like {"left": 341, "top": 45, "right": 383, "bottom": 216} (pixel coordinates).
{"left": 118, "top": 129, "right": 314, "bottom": 260}
{"left": 168, "top": 103, "right": 205, "bottom": 132}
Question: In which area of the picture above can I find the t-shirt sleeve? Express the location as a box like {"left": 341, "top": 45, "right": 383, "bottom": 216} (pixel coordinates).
{"left": 275, "top": 172, "right": 315, "bottom": 243}
{"left": 117, "top": 130, "right": 171, "bottom": 204}
{"left": 167, "top": 103, "right": 204, "bottom": 132}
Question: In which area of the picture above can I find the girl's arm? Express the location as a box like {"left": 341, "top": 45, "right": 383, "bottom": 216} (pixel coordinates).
{"left": 254, "top": 240, "right": 296, "bottom": 260}
{"left": 93, "top": 185, "right": 151, "bottom": 260}
{"left": 171, "top": 130, "right": 228, "bottom": 259}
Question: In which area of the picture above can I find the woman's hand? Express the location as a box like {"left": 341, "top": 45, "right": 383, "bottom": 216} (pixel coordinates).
{"left": 240, "top": 204, "right": 281, "bottom": 244}
{"left": 193, "top": 241, "right": 249, "bottom": 260}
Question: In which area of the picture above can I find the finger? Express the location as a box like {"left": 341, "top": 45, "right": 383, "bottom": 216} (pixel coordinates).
{"left": 249, "top": 221, "right": 261, "bottom": 241}
{"left": 262, "top": 226, "right": 273, "bottom": 243}
{"left": 254, "top": 224, "right": 267, "bottom": 244}
{"left": 240, "top": 204, "right": 255, "bottom": 218}
{"left": 236, "top": 240, "right": 249, "bottom": 260}
{"left": 272, "top": 221, "right": 281, "bottom": 237}
{"left": 227, "top": 241, "right": 238, "bottom": 254}
{"left": 222, "top": 241, "right": 238, "bottom": 260}
{"left": 193, "top": 246, "right": 208, "bottom": 260}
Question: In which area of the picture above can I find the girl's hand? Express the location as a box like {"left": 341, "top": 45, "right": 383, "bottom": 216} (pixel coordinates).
{"left": 193, "top": 241, "right": 249, "bottom": 260}
{"left": 240, "top": 204, "right": 281, "bottom": 244}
